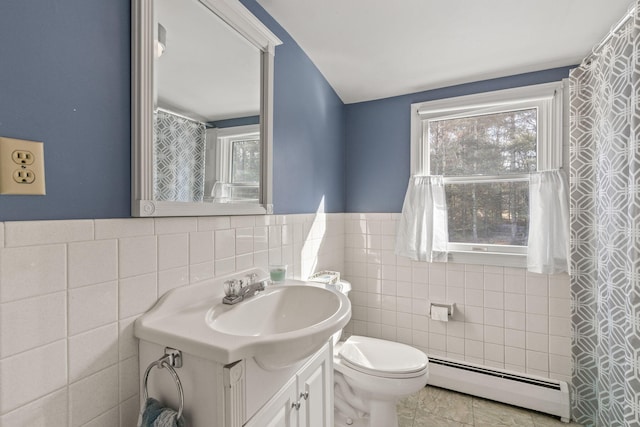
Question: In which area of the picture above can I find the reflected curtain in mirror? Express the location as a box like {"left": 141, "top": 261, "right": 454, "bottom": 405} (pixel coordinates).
{"left": 153, "top": 109, "right": 206, "bottom": 202}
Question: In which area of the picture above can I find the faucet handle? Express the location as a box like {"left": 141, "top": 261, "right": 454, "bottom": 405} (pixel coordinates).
{"left": 246, "top": 273, "right": 258, "bottom": 284}
{"left": 224, "top": 279, "right": 241, "bottom": 297}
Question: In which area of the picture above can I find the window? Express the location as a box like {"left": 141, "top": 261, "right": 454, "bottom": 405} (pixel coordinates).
{"left": 205, "top": 124, "right": 261, "bottom": 203}
{"left": 411, "top": 82, "right": 564, "bottom": 264}
{"left": 229, "top": 137, "right": 261, "bottom": 200}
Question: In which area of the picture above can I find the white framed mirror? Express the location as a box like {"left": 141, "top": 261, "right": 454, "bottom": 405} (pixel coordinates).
{"left": 131, "top": 0, "right": 281, "bottom": 217}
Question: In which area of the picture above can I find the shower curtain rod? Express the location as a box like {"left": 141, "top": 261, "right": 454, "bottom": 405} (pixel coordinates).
{"left": 156, "top": 106, "right": 204, "bottom": 124}
{"left": 582, "top": 2, "right": 636, "bottom": 66}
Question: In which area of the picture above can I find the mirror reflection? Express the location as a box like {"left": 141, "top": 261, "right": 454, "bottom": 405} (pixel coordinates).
{"left": 153, "top": 0, "right": 261, "bottom": 204}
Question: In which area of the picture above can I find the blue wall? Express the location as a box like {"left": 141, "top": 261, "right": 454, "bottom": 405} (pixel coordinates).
{"left": 0, "top": 0, "right": 345, "bottom": 220}
{"left": 0, "top": 0, "right": 131, "bottom": 220}
{"left": 344, "top": 66, "right": 574, "bottom": 213}
{"left": 241, "top": 0, "right": 346, "bottom": 214}
{"left": 0, "top": 0, "right": 572, "bottom": 220}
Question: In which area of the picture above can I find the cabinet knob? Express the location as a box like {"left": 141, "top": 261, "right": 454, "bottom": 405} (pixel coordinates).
{"left": 291, "top": 401, "right": 301, "bottom": 410}
{"left": 300, "top": 391, "right": 309, "bottom": 400}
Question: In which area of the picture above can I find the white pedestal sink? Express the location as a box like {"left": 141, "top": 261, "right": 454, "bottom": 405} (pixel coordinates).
{"left": 135, "top": 269, "right": 351, "bottom": 369}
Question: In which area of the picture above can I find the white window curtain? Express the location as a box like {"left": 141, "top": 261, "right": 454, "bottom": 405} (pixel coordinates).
{"left": 527, "top": 169, "right": 570, "bottom": 274}
{"left": 395, "top": 176, "right": 448, "bottom": 262}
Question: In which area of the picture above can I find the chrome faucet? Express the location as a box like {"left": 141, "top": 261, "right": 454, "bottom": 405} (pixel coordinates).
{"left": 222, "top": 274, "right": 268, "bottom": 305}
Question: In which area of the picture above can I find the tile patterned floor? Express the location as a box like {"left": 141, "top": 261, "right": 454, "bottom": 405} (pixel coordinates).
{"left": 397, "top": 386, "right": 583, "bottom": 427}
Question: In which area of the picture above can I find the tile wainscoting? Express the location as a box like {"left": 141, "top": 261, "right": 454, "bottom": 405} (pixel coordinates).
{"left": 342, "top": 213, "right": 571, "bottom": 382}
{"left": 0, "top": 214, "right": 343, "bottom": 427}
{"left": 0, "top": 212, "right": 571, "bottom": 426}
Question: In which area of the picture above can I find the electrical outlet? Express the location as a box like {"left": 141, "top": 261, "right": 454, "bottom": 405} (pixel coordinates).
{"left": 13, "top": 168, "right": 37, "bottom": 184}
{"left": 12, "top": 150, "right": 35, "bottom": 165}
{"left": 0, "top": 136, "right": 46, "bottom": 195}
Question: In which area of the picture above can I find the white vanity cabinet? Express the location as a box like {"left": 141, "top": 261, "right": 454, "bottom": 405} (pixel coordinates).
{"left": 139, "top": 340, "right": 333, "bottom": 427}
{"left": 135, "top": 271, "right": 349, "bottom": 427}
{"left": 245, "top": 342, "right": 333, "bottom": 427}
{"left": 246, "top": 377, "right": 297, "bottom": 426}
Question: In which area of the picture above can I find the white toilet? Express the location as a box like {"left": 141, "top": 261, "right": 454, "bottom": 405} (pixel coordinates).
{"left": 324, "top": 280, "right": 429, "bottom": 427}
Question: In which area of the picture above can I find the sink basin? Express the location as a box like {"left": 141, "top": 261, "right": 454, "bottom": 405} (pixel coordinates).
{"left": 135, "top": 270, "right": 351, "bottom": 369}
{"left": 206, "top": 284, "right": 348, "bottom": 368}
{"left": 207, "top": 285, "right": 342, "bottom": 335}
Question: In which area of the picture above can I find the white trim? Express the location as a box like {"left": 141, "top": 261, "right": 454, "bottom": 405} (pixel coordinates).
{"left": 448, "top": 251, "right": 526, "bottom": 268}
{"left": 261, "top": 49, "right": 275, "bottom": 211}
{"left": 214, "top": 124, "right": 260, "bottom": 138}
{"left": 410, "top": 82, "right": 564, "bottom": 264}
{"left": 412, "top": 82, "right": 563, "bottom": 176}
{"left": 442, "top": 174, "right": 530, "bottom": 185}
{"left": 132, "top": 0, "right": 155, "bottom": 205}
{"left": 415, "top": 82, "right": 561, "bottom": 117}
{"left": 199, "top": 0, "right": 281, "bottom": 54}
{"left": 448, "top": 243, "right": 526, "bottom": 255}
{"left": 428, "top": 355, "right": 570, "bottom": 421}
{"left": 132, "top": 199, "right": 267, "bottom": 216}
{"left": 131, "top": 0, "right": 280, "bottom": 217}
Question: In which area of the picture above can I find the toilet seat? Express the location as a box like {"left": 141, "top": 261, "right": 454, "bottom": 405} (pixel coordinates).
{"left": 338, "top": 336, "right": 428, "bottom": 379}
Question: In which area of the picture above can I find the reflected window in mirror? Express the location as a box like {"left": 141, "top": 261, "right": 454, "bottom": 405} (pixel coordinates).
{"left": 205, "top": 124, "right": 260, "bottom": 203}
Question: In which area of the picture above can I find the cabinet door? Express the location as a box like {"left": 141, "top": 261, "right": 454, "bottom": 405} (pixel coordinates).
{"left": 245, "top": 377, "right": 297, "bottom": 427}
{"left": 244, "top": 342, "right": 333, "bottom": 427}
{"left": 297, "top": 345, "right": 332, "bottom": 427}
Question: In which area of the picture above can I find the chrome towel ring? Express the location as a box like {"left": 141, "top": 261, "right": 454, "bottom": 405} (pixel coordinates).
{"left": 143, "top": 349, "right": 184, "bottom": 421}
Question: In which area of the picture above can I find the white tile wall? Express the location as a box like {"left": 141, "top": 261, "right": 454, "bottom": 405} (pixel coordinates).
{"left": 0, "top": 212, "right": 572, "bottom": 426}
{"left": 0, "top": 214, "right": 343, "bottom": 427}
{"left": 342, "top": 213, "right": 572, "bottom": 383}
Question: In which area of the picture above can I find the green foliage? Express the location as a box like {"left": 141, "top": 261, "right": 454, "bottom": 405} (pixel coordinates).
{"left": 231, "top": 138, "right": 261, "bottom": 184}
{"left": 428, "top": 109, "right": 536, "bottom": 246}
{"left": 429, "top": 108, "right": 537, "bottom": 176}
{"left": 446, "top": 182, "right": 529, "bottom": 245}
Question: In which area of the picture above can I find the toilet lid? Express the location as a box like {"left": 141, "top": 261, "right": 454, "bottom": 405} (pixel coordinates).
{"left": 338, "top": 336, "right": 428, "bottom": 378}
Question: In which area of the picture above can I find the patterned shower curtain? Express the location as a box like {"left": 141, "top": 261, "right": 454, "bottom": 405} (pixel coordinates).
{"left": 569, "top": 3, "right": 640, "bottom": 426}
{"left": 153, "top": 110, "right": 206, "bottom": 202}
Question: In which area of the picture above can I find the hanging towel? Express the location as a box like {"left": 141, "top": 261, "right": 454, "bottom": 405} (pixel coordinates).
{"left": 139, "top": 398, "right": 185, "bottom": 427}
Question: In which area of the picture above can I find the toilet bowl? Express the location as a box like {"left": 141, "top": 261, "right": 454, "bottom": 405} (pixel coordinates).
{"left": 317, "top": 279, "right": 429, "bottom": 427}
{"left": 333, "top": 335, "right": 429, "bottom": 427}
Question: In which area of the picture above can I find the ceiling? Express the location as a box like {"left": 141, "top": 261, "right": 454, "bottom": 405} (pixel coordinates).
{"left": 156, "top": 0, "right": 261, "bottom": 122}
{"left": 256, "top": 0, "right": 632, "bottom": 104}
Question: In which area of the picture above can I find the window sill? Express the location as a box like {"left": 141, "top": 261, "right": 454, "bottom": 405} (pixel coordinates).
{"left": 447, "top": 250, "right": 527, "bottom": 268}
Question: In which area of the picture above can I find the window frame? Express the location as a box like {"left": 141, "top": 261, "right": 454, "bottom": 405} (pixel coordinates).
{"left": 410, "top": 82, "right": 564, "bottom": 267}
{"left": 205, "top": 124, "right": 261, "bottom": 203}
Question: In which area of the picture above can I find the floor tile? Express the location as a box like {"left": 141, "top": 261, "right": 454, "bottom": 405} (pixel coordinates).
{"left": 472, "top": 397, "right": 535, "bottom": 427}
{"left": 531, "top": 412, "right": 581, "bottom": 427}
{"left": 400, "top": 391, "right": 420, "bottom": 410}
{"left": 416, "top": 385, "right": 447, "bottom": 412}
{"left": 420, "top": 388, "right": 474, "bottom": 424}
{"left": 397, "top": 396, "right": 416, "bottom": 427}
{"left": 398, "top": 386, "right": 582, "bottom": 427}
{"left": 398, "top": 400, "right": 417, "bottom": 418}
{"left": 412, "top": 413, "right": 472, "bottom": 427}
{"left": 398, "top": 412, "right": 415, "bottom": 427}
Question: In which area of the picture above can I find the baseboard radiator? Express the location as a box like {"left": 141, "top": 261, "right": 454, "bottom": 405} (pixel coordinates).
{"left": 427, "top": 356, "right": 570, "bottom": 423}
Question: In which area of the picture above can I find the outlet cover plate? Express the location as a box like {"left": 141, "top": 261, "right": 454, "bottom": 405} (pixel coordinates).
{"left": 0, "top": 136, "right": 46, "bottom": 195}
